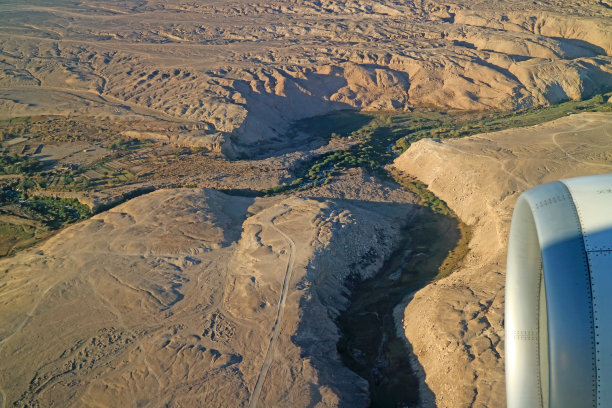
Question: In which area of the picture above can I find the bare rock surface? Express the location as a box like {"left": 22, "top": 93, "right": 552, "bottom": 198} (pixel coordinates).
{"left": 0, "top": 183, "right": 416, "bottom": 407}
{"left": 393, "top": 111, "right": 612, "bottom": 407}
{"left": 1, "top": 0, "right": 611, "bottom": 155}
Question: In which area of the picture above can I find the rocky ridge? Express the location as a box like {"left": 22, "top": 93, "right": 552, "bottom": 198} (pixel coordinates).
{"left": 0, "top": 185, "right": 416, "bottom": 407}
{"left": 0, "top": 0, "right": 611, "bottom": 156}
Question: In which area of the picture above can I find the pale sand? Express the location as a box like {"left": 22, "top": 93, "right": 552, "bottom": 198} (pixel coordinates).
{"left": 394, "top": 111, "right": 612, "bottom": 407}
{"left": 0, "top": 181, "right": 416, "bottom": 407}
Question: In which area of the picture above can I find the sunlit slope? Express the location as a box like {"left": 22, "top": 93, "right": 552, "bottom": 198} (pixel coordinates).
{"left": 393, "top": 111, "right": 612, "bottom": 407}
{"left": 0, "top": 0, "right": 610, "bottom": 155}
{"left": 0, "top": 187, "right": 413, "bottom": 407}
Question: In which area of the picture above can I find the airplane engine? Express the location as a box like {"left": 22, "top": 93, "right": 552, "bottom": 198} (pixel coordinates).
{"left": 506, "top": 174, "right": 612, "bottom": 408}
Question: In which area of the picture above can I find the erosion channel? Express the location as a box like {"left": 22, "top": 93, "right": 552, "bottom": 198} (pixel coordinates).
{"left": 337, "top": 198, "right": 464, "bottom": 407}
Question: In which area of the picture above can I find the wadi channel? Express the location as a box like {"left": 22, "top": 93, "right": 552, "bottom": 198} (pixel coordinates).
{"left": 1, "top": 0, "right": 612, "bottom": 407}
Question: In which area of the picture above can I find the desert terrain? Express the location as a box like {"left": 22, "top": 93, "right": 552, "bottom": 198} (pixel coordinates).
{"left": 0, "top": 0, "right": 612, "bottom": 407}
{"left": 1, "top": 0, "right": 611, "bottom": 156}
{"left": 0, "top": 177, "right": 422, "bottom": 407}
{"left": 394, "top": 111, "right": 612, "bottom": 407}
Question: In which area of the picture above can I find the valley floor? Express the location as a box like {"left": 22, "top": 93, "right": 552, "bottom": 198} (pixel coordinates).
{"left": 0, "top": 101, "right": 611, "bottom": 407}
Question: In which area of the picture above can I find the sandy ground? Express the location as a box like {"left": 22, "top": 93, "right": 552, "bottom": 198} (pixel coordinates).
{"left": 393, "top": 111, "right": 612, "bottom": 407}
{"left": 0, "top": 0, "right": 610, "bottom": 156}
{"left": 0, "top": 171, "right": 418, "bottom": 407}
{"left": 0, "top": 1, "right": 611, "bottom": 406}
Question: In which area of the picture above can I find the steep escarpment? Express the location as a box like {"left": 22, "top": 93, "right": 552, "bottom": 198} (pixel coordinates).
{"left": 1, "top": 0, "right": 610, "bottom": 156}
{"left": 393, "top": 111, "right": 612, "bottom": 407}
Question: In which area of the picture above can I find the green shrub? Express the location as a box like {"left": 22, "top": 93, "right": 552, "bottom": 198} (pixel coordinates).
{"left": 26, "top": 197, "right": 91, "bottom": 228}
{"left": 109, "top": 138, "right": 140, "bottom": 150}
{"left": 0, "top": 154, "right": 42, "bottom": 175}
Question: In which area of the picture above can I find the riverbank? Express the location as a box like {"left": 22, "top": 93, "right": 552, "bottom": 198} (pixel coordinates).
{"left": 335, "top": 178, "right": 468, "bottom": 406}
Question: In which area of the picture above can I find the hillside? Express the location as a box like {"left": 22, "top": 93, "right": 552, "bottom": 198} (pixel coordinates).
{"left": 1, "top": 0, "right": 611, "bottom": 156}
{"left": 0, "top": 184, "right": 419, "bottom": 407}
{"left": 393, "top": 111, "right": 612, "bottom": 407}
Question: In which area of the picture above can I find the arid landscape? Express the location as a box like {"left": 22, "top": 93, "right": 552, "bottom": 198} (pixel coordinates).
{"left": 394, "top": 111, "right": 612, "bottom": 407}
{"left": 0, "top": 0, "right": 611, "bottom": 407}
{"left": 1, "top": 0, "right": 611, "bottom": 155}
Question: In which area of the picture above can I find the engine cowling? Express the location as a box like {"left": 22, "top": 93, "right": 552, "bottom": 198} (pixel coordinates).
{"left": 506, "top": 173, "right": 612, "bottom": 408}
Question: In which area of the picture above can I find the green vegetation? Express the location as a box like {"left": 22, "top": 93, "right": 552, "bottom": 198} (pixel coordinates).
{"left": 436, "top": 226, "right": 471, "bottom": 280}
{"left": 257, "top": 93, "right": 611, "bottom": 278}
{"left": 25, "top": 196, "right": 91, "bottom": 229}
{"left": 0, "top": 117, "right": 30, "bottom": 141}
{"left": 0, "top": 116, "right": 117, "bottom": 143}
{"left": 0, "top": 116, "right": 30, "bottom": 124}
{"left": 394, "top": 92, "right": 612, "bottom": 153}
{"left": 0, "top": 92, "right": 608, "bottom": 260}
{"left": 0, "top": 222, "right": 38, "bottom": 257}
{"left": 109, "top": 138, "right": 142, "bottom": 150}
{"left": 0, "top": 118, "right": 158, "bottom": 257}
{"left": 0, "top": 188, "right": 81, "bottom": 256}
{"left": 293, "top": 110, "right": 374, "bottom": 140}
{"left": 263, "top": 92, "right": 612, "bottom": 196}
{"left": 390, "top": 168, "right": 472, "bottom": 279}
{"left": 262, "top": 93, "right": 612, "bottom": 274}
{"left": 262, "top": 114, "right": 395, "bottom": 194}
{"left": 1, "top": 187, "right": 91, "bottom": 230}
{"left": 394, "top": 172, "right": 453, "bottom": 216}
{"left": 0, "top": 222, "right": 35, "bottom": 241}
{"left": 336, "top": 188, "right": 465, "bottom": 407}
{"left": 0, "top": 154, "right": 42, "bottom": 175}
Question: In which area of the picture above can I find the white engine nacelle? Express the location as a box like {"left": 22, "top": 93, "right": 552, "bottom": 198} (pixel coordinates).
{"left": 506, "top": 174, "right": 612, "bottom": 408}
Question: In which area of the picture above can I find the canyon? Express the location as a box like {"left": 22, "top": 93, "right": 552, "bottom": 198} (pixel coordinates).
{"left": 0, "top": 1, "right": 611, "bottom": 407}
